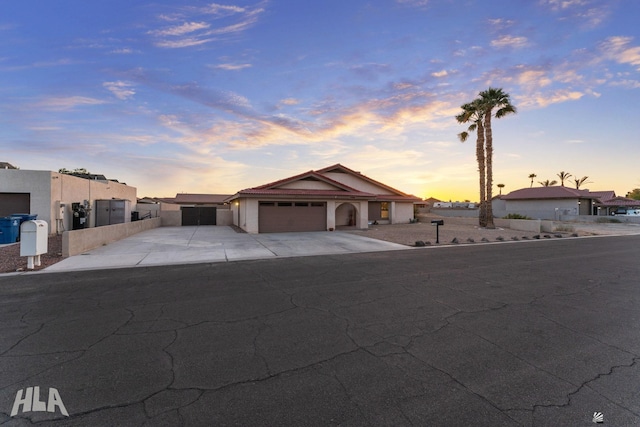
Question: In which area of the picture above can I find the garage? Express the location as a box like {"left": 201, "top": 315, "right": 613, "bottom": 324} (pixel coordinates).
{"left": 0, "top": 193, "right": 30, "bottom": 217}
{"left": 181, "top": 207, "right": 217, "bottom": 226}
{"left": 259, "top": 201, "right": 326, "bottom": 233}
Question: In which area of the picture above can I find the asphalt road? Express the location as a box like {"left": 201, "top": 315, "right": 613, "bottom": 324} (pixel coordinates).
{"left": 1, "top": 235, "right": 639, "bottom": 426}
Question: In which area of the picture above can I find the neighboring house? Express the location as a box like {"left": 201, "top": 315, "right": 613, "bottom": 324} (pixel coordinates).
{"left": 499, "top": 187, "right": 596, "bottom": 220}
{"left": 0, "top": 168, "right": 137, "bottom": 234}
{"left": 1, "top": 162, "right": 18, "bottom": 170}
{"left": 592, "top": 194, "right": 640, "bottom": 216}
{"left": 226, "top": 164, "right": 422, "bottom": 233}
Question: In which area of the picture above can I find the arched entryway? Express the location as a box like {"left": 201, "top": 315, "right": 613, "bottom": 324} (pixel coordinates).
{"left": 335, "top": 203, "right": 358, "bottom": 228}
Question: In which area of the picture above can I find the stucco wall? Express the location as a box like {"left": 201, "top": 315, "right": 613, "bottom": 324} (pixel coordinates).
{"left": 243, "top": 199, "right": 260, "bottom": 233}
{"left": 217, "top": 209, "right": 233, "bottom": 226}
{"left": 505, "top": 199, "right": 579, "bottom": 220}
{"left": 62, "top": 217, "right": 161, "bottom": 257}
{"left": 392, "top": 202, "right": 414, "bottom": 224}
{"left": 280, "top": 181, "right": 336, "bottom": 190}
{"left": 322, "top": 172, "right": 396, "bottom": 195}
{"left": 335, "top": 201, "right": 367, "bottom": 229}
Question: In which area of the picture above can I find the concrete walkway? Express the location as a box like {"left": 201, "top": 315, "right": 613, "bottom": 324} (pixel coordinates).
{"left": 43, "top": 226, "right": 409, "bottom": 272}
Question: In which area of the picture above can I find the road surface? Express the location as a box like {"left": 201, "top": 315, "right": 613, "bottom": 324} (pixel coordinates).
{"left": 1, "top": 235, "right": 639, "bottom": 426}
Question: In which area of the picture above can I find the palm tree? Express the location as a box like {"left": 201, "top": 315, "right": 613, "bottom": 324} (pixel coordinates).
{"left": 456, "top": 99, "right": 487, "bottom": 227}
{"left": 573, "top": 176, "right": 591, "bottom": 189}
{"left": 557, "top": 171, "right": 572, "bottom": 186}
{"left": 538, "top": 179, "right": 558, "bottom": 187}
{"left": 528, "top": 173, "right": 537, "bottom": 188}
{"left": 497, "top": 183, "right": 505, "bottom": 195}
{"left": 478, "top": 87, "right": 517, "bottom": 229}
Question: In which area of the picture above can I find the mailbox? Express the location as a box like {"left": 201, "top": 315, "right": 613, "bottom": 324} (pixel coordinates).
{"left": 20, "top": 220, "right": 48, "bottom": 269}
{"left": 430, "top": 219, "right": 443, "bottom": 244}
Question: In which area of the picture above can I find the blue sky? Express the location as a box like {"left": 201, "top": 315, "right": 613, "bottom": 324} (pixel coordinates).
{"left": 1, "top": 0, "right": 639, "bottom": 201}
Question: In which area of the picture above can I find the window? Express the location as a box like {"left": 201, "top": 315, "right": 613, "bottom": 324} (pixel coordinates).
{"left": 295, "top": 202, "right": 309, "bottom": 207}
{"left": 259, "top": 202, "right": 275, "bottom": 206}
{"left": 277, "top": 202, "right": 292, "bottom": 206}
{"left": 381, "top": 202, "right": 389, "bottom": 219}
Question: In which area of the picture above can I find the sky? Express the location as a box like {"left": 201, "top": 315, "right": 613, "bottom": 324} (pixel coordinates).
{"left": 1, "top": 0, "right": 639, "bottom": 201}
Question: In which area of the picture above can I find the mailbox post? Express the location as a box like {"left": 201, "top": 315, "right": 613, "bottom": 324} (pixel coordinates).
{"left": 20, "top": 220, "right": 48, "bottom": 269}
{"left": 431, "top": 219, "right": 444, "bottom": 244}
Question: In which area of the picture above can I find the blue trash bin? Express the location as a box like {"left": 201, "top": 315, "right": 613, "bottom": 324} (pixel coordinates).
{"left": 11, "top": 214, "right": 37, "bottom": 241}
{"left": 0, "top": 217, "right": 20, "bottom": 244}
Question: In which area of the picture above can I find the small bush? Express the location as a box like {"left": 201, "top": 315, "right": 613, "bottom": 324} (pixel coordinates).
{"left": 596, "top": 217, "right": 621, "bottom": 223}
{"left": 554, "top": 225, "right": 575, "bottom": 232}
{"left": 503, "top": 213, "right": 532, "bottom": 220}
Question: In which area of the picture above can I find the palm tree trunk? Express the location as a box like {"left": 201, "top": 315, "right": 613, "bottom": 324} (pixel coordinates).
{"left": 476, "top": 121, "right": 487, "bottom": 227}
{"left": 484, "top": 112, "right": 495, "bottom": 229}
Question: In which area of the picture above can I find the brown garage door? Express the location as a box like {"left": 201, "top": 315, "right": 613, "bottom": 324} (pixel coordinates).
{"left": 0, "top": 193, "right": 30, "bottom": 217}
{"left": 259, "top": 201, "right": 326, "bottom": 233}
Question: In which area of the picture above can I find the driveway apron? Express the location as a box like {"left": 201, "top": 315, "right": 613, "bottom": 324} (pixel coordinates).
{"left": 43, "top": 226, "right": 409, "bottom": 272}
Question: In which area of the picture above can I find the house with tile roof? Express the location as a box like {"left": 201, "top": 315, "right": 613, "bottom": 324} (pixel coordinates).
{"left": 497, "top": 187, "right": 640, "bottom": 219}
{"left": 499, "top": 186, "right": 597, "bottom": 220}
{"left": 592, "top": 194, "right": 640, "bottom": 216}
{"left": 226, "top": 164, "right": 422, "bottom": 233}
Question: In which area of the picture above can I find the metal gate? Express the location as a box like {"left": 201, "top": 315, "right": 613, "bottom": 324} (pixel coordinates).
{"left": 181, "top": 207, "right": 217, "bottom": 226}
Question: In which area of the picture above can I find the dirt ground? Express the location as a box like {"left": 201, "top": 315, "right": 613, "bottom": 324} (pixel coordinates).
{"left": 0, "top": 235, "right": 63, "bottom": 274}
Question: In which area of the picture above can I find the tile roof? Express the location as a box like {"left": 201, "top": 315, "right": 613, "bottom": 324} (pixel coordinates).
{"left": 228, "top": 164, "right": 422, "bottom": 202}
{"left": 502, "top": 186, "right": 594, "bottom": 200}
{"left": 595, "top": 196, "right": 640, "bottom": 207}
{"left": 235, "top": 188, "right": 375, "bottom": 198}
{"left": 174, "top": 193, "right": 231, "bottom": 204}
{"left": 589, "top": 191, "right": 616, "bottom": 202}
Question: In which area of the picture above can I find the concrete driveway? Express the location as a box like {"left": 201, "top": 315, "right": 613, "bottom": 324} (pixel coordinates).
{"left": 43, "top": 226, "right": 409, "bottom": 272}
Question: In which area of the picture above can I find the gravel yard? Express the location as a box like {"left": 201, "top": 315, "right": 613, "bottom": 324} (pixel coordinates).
{"left": 343, "top": 221, "right": 578, "bottom": 246}
{"left": 0, "top": 235, "right": 63, "bottom": 274}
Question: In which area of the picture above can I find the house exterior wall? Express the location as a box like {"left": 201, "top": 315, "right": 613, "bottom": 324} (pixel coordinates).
{"left": 235, "top": 198, "right": 370, "bottom": 233}
{"left": 0, "top": 169, "right": 53, "bottom": 229}
{"left": 0, "top": 169, "right": 137, "bottom": 234}
{"left": 237, "top": 198, "right": 260, "bottom": 233}
{"left": 392, "top": 202, "right": 415, "bottom": 224}
{"left": 280, "top": 181, "right": 337, "bottom": 190}
{"left": 505, "top": 199, "right": 579, "bottom": 220}
{"left": 335, "top": 201, "right": 367, "bottom": 229}
{"left": 321, "top": 172, "right": 395, "bottom": 195}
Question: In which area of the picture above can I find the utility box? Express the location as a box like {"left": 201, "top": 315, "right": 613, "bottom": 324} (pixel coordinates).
{"left": 95, "top": 199, "right": 131, "bottom": 227}
{"left": 20, "top": 220, "right": 48, "bottom": 269}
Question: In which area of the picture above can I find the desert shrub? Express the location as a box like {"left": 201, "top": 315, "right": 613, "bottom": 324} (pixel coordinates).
{"left": 596, "top": 217, "right": 621, "bottom": 223}
{"left": 554, "top": 225, "right": 575, "bottom": 232}
{"left": 503, "top": 213, "right": 531, "bottom": 220}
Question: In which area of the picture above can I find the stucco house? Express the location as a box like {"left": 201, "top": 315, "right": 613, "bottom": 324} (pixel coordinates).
{"left": 0, "top": 168, "right": 137, "bottom": 234}
{"left": 499, "top": 187, "right": 596, "bottom": 220}
{"left": 589, "top": 191, "right": 640, "bottom": 215}
{"left": 226, "top": 164, "right": 422, "bottom": 233}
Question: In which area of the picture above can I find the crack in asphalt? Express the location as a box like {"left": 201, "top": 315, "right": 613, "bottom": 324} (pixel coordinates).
{"left": 529, "top": 355, "right": 640, "bottom": 418}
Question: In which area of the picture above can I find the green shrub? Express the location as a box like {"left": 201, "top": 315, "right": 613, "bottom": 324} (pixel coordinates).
{"left": 503, "top": 213, "right": 531, "bottom": 220}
